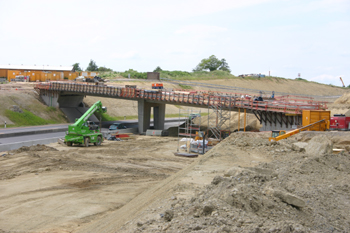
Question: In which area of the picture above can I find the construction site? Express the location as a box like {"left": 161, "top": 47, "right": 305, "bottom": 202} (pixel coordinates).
{"left": 0, "top": 77, "right": 350, "bottom": 232}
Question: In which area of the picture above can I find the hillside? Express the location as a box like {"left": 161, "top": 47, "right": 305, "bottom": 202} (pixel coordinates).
{"left": 0, "top": 78, "right": 348, "bottom": 127}
{"left": 0, "top": 83, "right": 67, "bottom": 127}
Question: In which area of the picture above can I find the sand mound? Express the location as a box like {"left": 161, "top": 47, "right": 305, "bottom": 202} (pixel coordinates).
{"left": 333, "top": 93, "right": 350, "bottom": 105}
{"left": 13, "top": 144, "right": 58, "bottom": 153}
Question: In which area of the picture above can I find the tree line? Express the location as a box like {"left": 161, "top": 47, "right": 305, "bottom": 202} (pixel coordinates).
{"left": 73, "top": 55, "right": 231, "bottom": 74}
{"left": 73, "top": 60, "right": 113, "bottom": 72}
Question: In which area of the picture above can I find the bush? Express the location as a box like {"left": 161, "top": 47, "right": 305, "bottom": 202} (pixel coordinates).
{"left": 119, "top": 69, "right": 147, "bottom": 79}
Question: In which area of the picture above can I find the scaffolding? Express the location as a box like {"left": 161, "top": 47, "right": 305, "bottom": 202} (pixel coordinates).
{"left": 177, "top": 108, "right": 206, "bottom": 154}
{"left": 207, "top": 99, "right": 232, "bottom": 141}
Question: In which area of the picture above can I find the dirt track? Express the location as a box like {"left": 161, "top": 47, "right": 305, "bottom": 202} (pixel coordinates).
{"left": 0, "top": 137, "right": 193, "bottom": 232}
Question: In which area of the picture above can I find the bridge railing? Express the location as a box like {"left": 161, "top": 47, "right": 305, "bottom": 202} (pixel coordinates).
{"left": 35, "top": 82, "right": 327, "bottom": 114}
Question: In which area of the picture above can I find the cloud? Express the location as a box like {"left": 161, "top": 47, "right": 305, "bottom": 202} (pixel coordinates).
{"left": 88, "top": 36, "right": 105, "bottom": 45}
{"left": 110, "top": 51, "right": 139, "bottom": 59}
{"left": 175, "top": 24, "right": 228, "bottom": 35}
{"left": 122, "top": 0, "right": 274, "bottom": 21}
{"left": 310, "top": 74, "right": 344, "bottom": 85}
{"left": 305, "top": 0, "right": 350, "bottom": 12}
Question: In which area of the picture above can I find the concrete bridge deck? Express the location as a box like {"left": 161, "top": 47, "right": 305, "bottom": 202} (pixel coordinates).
{"left": 35, "top": 81, "right": 328, "bottom": 132}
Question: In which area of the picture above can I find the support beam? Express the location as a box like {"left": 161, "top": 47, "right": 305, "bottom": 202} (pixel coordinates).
{"left": 244, "top": 109, "right": 247, "bottom": 132}
{"left": 238, "top": 108, "right": 240, "bottom": 131}
{"left": 138, "top": 100, "right": 166, "bottom": 133}
{"left": 153, "top": 103, "right": 166, "bottom": 130}
{"left": 138, "top": 99, "right": 151, "bottom": 134}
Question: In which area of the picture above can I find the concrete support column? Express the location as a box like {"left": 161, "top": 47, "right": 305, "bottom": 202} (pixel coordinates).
{"left": 153, "top": 103, "right": 166, "bottom": 130}
{"left": 138, "top": 99, "right": 152, "bottom": 134}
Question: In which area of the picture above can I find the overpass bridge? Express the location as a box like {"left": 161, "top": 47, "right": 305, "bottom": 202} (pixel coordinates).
{"left": 35, "top": 82, "right": 328, "bottom": 133}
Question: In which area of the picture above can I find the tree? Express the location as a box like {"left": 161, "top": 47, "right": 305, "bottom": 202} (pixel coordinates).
{"left": 72, "top": 63, "right": 82, "bottom": 72}
{"left": 86, "top": 59, "right": 98, "bottom": 71}
{"left": 98, "top": 66, "right": 113, "bottom": 72}
{"left": 193, "top": 55, "right": 231, "bottom": 73}
{"left": 153, "top": 66, "right": 163, "bottom": 72}
{"left": 219, "top": 58, "right": 230, "bottom": 72}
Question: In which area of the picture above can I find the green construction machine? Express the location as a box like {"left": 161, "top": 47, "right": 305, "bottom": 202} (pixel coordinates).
{"left": 64, "top": 101, "right": 107, "bottom": 147}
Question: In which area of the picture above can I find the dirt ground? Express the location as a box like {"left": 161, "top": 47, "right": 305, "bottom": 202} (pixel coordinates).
{"left": 0, "top": 136, "right": 194, "bottom": 232}
{"left": 1, "top": 131, "right": 350, "bottom": 232}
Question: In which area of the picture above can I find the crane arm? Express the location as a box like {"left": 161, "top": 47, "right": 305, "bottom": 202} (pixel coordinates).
{"left": 72, "top": 101, "right": 106, "bottom": 128}
{"left": 340, "top": 77, "right": 345, "bottom": 87}
{"left": 269, "top": 119, "right": 326, "bottom": 141}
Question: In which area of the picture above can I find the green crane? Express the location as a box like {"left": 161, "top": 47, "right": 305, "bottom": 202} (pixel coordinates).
{"left": 64, "top": 101, "right": 107, "bottom": 147}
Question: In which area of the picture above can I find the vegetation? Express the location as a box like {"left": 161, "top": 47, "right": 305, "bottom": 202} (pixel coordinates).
{"left": 4, "top": 109, "right": 58, "bottom": 126}
{"left": 99, "top": 71, "right": 118, "bottom": 79}
{"left": 117, "top": 68, "right": 234, "bottom": 80}
{"left": 98, "top": 66, "right": 113, "bottom": 72}
{"left": 72, "top": 63, "right": 82, "bottom": 72}
{"left": 119, "top": 69, "right": 148, "bottom": 79}
{"left": 153, "top": 66, "right": 163, "bottom": 72}
{"left": 295, "top": 77, "right": 308, "bottom": 82}
{"left": 193, "top": 55, "right": 231, "bottom": 72}
{"left": 178, "top": 84, "right": 193, "bottom": 89}
{"left": 86, "top": 59, "right": 99, "bottom": 71}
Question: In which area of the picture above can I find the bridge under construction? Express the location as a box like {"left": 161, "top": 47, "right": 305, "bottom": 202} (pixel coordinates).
{"left": 35, "top": 82, "right": 328, "bottom": 133}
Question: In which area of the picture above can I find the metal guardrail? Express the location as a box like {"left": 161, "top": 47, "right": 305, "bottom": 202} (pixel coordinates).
{"left": 35, "top": 82, "right": 328, "bottom": 115}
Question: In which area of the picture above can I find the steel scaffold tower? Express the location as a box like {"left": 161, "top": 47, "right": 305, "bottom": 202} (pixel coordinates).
{"left": 207, "top": 99, "right": 231, "bottom": 140}
{"left": 177, "top": 108, "right": 201, "bottom": 153}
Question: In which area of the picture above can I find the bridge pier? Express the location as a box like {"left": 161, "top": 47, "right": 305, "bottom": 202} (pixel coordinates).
{"left": 138, "top": 100, "right": 165, "bottom": 133}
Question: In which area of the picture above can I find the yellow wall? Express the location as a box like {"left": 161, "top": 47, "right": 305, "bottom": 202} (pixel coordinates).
{"left": 7, "top": 70, "right": 27, "bottom": 81}
{"left": 302, "top": 110, "right": 330, "bottom": 131}
{"left": 0, "top": 69, "right": 6, "bottom": 77}
{"left": 1, "top": 69, "right": 74, "bottom": 82}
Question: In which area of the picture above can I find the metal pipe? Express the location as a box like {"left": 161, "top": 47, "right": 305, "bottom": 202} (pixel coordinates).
{"left": 244, "top": 108, "right": 246, "bottom": 132}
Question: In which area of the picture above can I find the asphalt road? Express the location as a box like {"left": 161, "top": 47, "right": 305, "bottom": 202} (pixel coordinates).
{"left": 0, "top": 132, "right": 65, "bottom": 144}
{"left": 0, "top": 119, "right": 184, "bottom": 145}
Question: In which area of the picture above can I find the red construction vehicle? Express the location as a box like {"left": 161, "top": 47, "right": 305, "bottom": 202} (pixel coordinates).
{"left": 330, "top": 114, "right": 350, "bottom": 130}
{"left": 152, "top": 83, "right": 163, "bottom": 89}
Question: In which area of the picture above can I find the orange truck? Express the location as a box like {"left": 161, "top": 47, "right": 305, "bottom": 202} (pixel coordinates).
{"left": 152, "top": 83, "right": 163, "bottom": 89}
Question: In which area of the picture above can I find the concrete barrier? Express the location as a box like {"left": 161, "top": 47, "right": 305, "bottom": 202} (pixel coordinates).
{"left": 0, "top": 128, "right": 67, "bottom": 139}
{"left": 0, "top": 137, "right": 61, "bottom": 152}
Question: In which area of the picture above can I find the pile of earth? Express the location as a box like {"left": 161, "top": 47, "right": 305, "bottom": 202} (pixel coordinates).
{"left": 13, "top": 144, "right": 58, "bottom": 153}
{"left": 328, "top": 93, "right": 350, "bottom": 115}
{"left": 333, "top": 93, "right": 350, "bottom": 105}
{"left": 125, "top": 134, "right": 350, "bottom": 232}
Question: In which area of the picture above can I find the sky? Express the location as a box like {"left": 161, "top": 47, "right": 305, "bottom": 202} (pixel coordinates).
{"left": 0, "top": 0, "right": 349, "bottom": 86}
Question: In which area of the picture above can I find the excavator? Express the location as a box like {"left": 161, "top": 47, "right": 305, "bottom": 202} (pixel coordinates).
{"left": 64, "top": 101, "right": 107, "bottom": 147}
{"left": 269, "top": 119, "right": 329, "bottom": 142}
